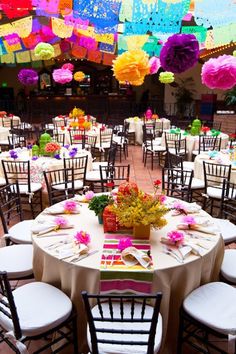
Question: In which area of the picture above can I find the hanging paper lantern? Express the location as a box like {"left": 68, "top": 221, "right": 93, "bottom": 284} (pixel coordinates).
{"left": 62, "top": 63, "right": 74, "bottom": 72}
{"left": 52, "top": 69, "right": 73, "bottom": 84}
{"left": 149, "top": 56, "right": 161, "bottom": 75}
{"left": 112, "top": 49, "right": 150, "bottom": 86}
{"left": 18, "top": 69, "right": 38, "bottom": 86}
{"left": 159, "top": 72, "right": 175, "bottom": 84}
{"left": 160, "top": 34, "right": 199, "bottom": 74}
{"left": 201, "top": 55, "right": 236, "bottom": 90}
{"left": 74, "top": 71, "right": 86, "bottom": 82}
{"left": 34, "top": 42, "right": 55, "bottom": 60}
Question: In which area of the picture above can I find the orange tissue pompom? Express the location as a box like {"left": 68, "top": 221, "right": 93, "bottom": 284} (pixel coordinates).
{"left": 112, "top": 50, "right": 150, "bottom": 86}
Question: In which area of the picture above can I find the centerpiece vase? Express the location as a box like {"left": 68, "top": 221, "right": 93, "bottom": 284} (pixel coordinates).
{"left": 98, "top": 213, "right": 103, "bottom": 224}
{"left": 133, "top": 224, "right": 151, "bottom": 239}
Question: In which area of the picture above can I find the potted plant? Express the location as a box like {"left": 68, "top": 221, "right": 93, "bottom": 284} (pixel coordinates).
{"left": 88, "top": 195, "right": 112, "bottom": 224}
{"left": 174, "top": 78, "right": 196, "bottom": 119}
{"left": 224, "top": 87, "right": 236, "bottom": 107}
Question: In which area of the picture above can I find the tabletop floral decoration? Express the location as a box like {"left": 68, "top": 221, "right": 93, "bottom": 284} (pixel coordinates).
{"left": 172, "top": 200, "right": 187, "bottom": 215}
{"left": 167, "top": 230, "right": 185, "bottom": 246}
{"left": 54, "top": 216, "right": 69, "bottom": 230}
{"left": 32, "top": 156, "right": 38, "bottom": 161}
{"left": 118, "top": 237, "right": 133, "bottom": 252}
{"left": 181, "top": 215, "right": 196, "bottom": 229}
{"left": 69, "top": 147, "right": 78, "bottom": 158}
{"left": 45, "top": 142, "right": 61, "bottom": 155}
{"left": 63, "top": 200, "right": 78, "bottom": 214}
{"left": 9, "top": 150, "right": 18, "bottom": 159}
{"left": 74, "top": 230, "right": 91, "bottom": 246}
{"left": 84, "top": 190, "right": 95, "bottom": 201}
{"left": 201, "top": 126, "right": 210, "bottom": 135}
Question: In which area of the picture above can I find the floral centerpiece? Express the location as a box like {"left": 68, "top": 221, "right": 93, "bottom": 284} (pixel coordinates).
{"left": 111, "top": 181, "right": 169, "bottom": 239}
{"left": 44, "top": 142, "right": 61, "bottom": 157}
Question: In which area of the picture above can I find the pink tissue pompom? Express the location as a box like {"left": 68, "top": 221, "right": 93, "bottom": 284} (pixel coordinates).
{"left": 62, "top": 63, "right": 74, "bottom": 72}
{"left": 201, "top": 55, "right": 236, "bottom": 90}
{"left": 52, "top": 68, "right": 73, "bottom": 84}
{"left": 149, "top": 56, "right": 161, "bottom": 75}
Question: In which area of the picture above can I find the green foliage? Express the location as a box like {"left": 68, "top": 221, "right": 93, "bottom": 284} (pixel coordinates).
{"left": 225, "top": 87, "right": 236, "bottom": 106}
{"left": 174, "top": 77, "right": 196, "bottom": 118}
{"left": 88, "top": 195, "right": 112, "bottom": 216}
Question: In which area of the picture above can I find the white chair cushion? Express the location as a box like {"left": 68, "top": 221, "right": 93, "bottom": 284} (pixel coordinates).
{"left": 191, "top": 178, "right": 205, "bottom": 189}
{"left": 183, "top": 161, "right": 194, "bottom": 171}
{"left": 95, "top": 143, "right": 111, "bottom": 149}
{"left": 0, "top": 245, "right": 33, "bottom": 278}
{"left": 153, "top": 138, "right": 161, "bottom": 146}
{"left": 88, "top": 302, "right": 163, "bottom": 354}
{"left": 0, "top": 282, "right": 72, "bottom": 336}
{"left": 9, "top": 220, "right": 33, "bottom": 244}
{"left": 221, "top": 250, "right": 236, "bottom": 283}
{"left": 92, "top": 161, "right": 108, "bottom": 171}
{"left": 212, "top": 218, "right": 236, "bottom": 243}
{"left": 53, "top": 180, "right": 84, "bottom": 190}
{"left": 86, "top": 170, "right": 106, "bottom": 181}
{"left": 183, "top": 282, "right": 236, "bottom": 335}
{"left": 192, "top": 150, "right": 199, "bottom": 156}
{"left": 206, "top": 186, "right": 223, "bottom": 199}
{"left": 18, "top": 183, "right": 42, "bottom": 194}
{"left": 0, "top": 177, "right": 6, "bottom": 186}
{"left": 147, "top": 146, "right": 166, "bottom": 153}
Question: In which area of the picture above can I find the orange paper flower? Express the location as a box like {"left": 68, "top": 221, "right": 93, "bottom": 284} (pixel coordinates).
{"left": 74, "top": 71, "right": 85, "bottom": 82}
{"left": 112, "top": 50, "right": 150, "bottom": 86}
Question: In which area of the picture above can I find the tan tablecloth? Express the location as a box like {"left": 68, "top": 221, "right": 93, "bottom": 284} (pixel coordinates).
{"left": 194, "top": 152, "right": 236, "bottom": 183}
{"left": 161, "top": 130, "right": 229, "bottom": 160}
{"left": 125, "top": 118, "right": 171, "bottom": 145}
{"left": 32, "top": 201, "right": 224, "bottom": 354}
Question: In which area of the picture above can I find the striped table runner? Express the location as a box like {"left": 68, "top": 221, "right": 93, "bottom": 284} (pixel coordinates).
{"left": 100, "top": 234, "right": 154, "bottom": 295}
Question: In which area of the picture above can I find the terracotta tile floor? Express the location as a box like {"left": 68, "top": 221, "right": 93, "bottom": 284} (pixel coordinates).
{"left": 0, "top": 144, "right": 235, "bottom": 353}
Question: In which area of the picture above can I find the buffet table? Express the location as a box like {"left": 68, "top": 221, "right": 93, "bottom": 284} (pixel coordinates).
{"left": 32, "top": 198, "right": 224, "bottom": 354}
{"left": 125, "top": 117, "right": 171, "bottom": 144}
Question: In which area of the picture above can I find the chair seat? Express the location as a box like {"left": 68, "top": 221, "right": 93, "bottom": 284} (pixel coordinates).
{"left": 183, "top": 282, "right": 236, "bottom": 336}
{"left": 95, "top": 143, "right": 111, "bottom": 150}
{"left": 92, "top": 161, "right": 108, "bottom": 171}
{"left": 0, "top": 282, "right": 72, "bottom": 337}
{"left": 221, "top": 250, "right": 236, "bottom": 283}
{"left": 18, "top": 183, "right": 42, "bottom": 194}
{"left": 0, "top": 245, "right": 33, "bottom": 278}
{"left": 147, "top": 146, "right": 166, "bottom": 153}
{"left": 206, "top": 186, "right": 223, "bottom": 199}
{"left": 191, "top": 178, "right": 205, "bottom": 189}
{"left": 212, "top": 218, "right": 236, "bottom": 243}
{"left": 88, "top": 302, "right": 163, "bottom": 354}
{"left": 53, "top": 180, "right": 84, "bottom": 190}
{"left": 9, "top": 220, "right": 33, "bottom": 244}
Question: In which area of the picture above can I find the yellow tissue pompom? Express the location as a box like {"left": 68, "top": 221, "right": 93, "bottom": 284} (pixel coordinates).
{"left": 74, "top": 71, "right": 85, "bottom": 82}
{"left": 112, "top": 50, "right": 150, "bottom": 86}
{"left": 159, "top": 71, "right": 175, "bottom": 84}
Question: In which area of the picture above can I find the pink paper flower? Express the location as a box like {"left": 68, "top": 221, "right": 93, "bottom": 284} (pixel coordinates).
{"left": 54, "top": 216, "right": 68, "bottom": 228}
{"left": 74, "top": 230, "right": 91, "bottom": 245}
{"left": 201, "top": 55, "right": 236, "bottom": 90}
{"left": 84, "top": 191, "right": 95, "bottom": 201}
{"left": 62, "top": 63, "right": 74, "bottom": 72}
{"left": 52, "top": 68, "right": 73, "bottom": 84}
{"left": 167, "top": 230, "right": 185, "bottom": 244}
{"left": 158, "top": 194, "right": 167, "bottom": 204}
{"left": 63, "top": 200, "right": 77, "bottom": 213}
{"left": 118, "top": 237, "right": 133, "bottom": 252}
{"left": 149, "top": 56, "right": 161, "bottom": 74}
{"left": 182, "top": 215, "right": 196, "bottom": 226}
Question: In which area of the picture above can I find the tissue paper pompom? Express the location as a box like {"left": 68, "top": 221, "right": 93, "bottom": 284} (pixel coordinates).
{"left": 62, "top": 63, "right": 74, "bottom": 71}
{"left": 160, "top": 34, "right": 199, "bottom": 74}
{"left": 74, "top": 71, "right": 85, "bottom": 82}
{"left": 112, "top": 49, "right": 150, "bottom": 86}
{"left": 34, "top": 42, "right": 55, "bottom": 60}
{"left": 52, "top": 68, "right": 73, "bottom": 84}
{"left": 159, "top": 71, "right": 175, "bottom": 84}
{"left": 18, "top": 69, "right": 38, "bottom": 86}
{"left": 201, "top": 55, "right": 236, "bottom": 90}
{"left": 149, "top": 56, "right": 161, "bottom": 75}
{"left": 233, "top": 50, "right": 236, "bottom": 57}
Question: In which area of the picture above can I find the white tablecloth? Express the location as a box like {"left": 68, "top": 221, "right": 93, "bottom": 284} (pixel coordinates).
{"left": 32, "top": 199, "right": 223, "bottom": 354}
{"left": 0, "top": 127, "right": 11, "bottom": 142}
{"left": 125, "top": 118, "right": 171, "bottom": 144}
{"left": 0, "top": 115, "right": 21, "bottom": 127}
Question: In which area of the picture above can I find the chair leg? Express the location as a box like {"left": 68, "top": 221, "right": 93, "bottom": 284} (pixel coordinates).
{"left": 177, "top": 310, "right": 184, "bottom": 354}
{"left": 72, "top": 316, "right": 79, "bottom": 354}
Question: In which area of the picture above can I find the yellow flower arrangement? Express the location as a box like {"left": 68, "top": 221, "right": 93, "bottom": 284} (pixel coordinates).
{"left": 112, "top": 190, "right": 169, "bottom": 229}
{"left": 112, "top": 49, "right": 150, "bottom": 86}
{"left": 71, "top": 106, "right": 85, "bottom": 118}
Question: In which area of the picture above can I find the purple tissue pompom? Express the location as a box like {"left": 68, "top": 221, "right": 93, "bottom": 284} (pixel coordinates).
{"left": 160, "top": 34, "right": 199, "bottom": 74}
{"left": 18, "top": 69, "right": 39, "bottom": 86}
{"left": 201, "top": 55, "right": 236, "bottom": 90}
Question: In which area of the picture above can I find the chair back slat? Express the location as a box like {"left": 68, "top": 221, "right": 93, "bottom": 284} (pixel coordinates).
{"left": 2, "top": 160, "right": 31, "bottom": 190}
{"left": 162, "top": 167, "right": 193, "bottom": 202}
{"left": 100, "top": 165, "right": 130, "bottom": 192}
{"left": 221, "top": 180, "right": 236, "bottom": 223}
{"left": 203, "top": 161, "right": 231, "bottom": 189}
{"left": 199, "top": 136, "right": 221, "bottom": 153}
{"left": 82, "top": 292, "right": 162, "bottom": 354}
{"left": 64, "top": 155, "right": 88, "bottom": 185}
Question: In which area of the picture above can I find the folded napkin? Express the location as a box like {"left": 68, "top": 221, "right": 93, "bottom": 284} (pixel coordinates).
{"left": 44, "top": 202, "right": 81, "bottom": 214}
{"left": 177, "top": 217, "right": 218, "bottom": 235}
{"left": 121, "top": 246, "right": 151, "bottom": 268}
{"left": 56, "top": 243, "right": 88, "bottom": 260}
{"left": 32, "top": 219, "right": 73, "bottom": 235}
{"left": 172, "top": 202, "right": 201, "bottom": 215}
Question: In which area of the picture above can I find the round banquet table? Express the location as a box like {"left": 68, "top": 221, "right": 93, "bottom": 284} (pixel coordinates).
{"left": 57, "top": 125, "right": 102, "bottom": 145}
{"left": 194, "top": 151, "right": 236, "bottom": 183}
{"left": 125, "top": 117, "right": 171, "bottom": 145}
{"left": 0, "top": 148, "right": 93, "bottom": 206}
{"left": 32, "top": 198, "right": 224, "bottom": 354}
{"left": 161, "top": 130, "right": 229, "bottom": 160}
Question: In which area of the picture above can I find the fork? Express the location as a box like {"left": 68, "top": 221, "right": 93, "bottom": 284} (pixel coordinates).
{"left": 162, "top": 245, "right": 184, "bottom": 263}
